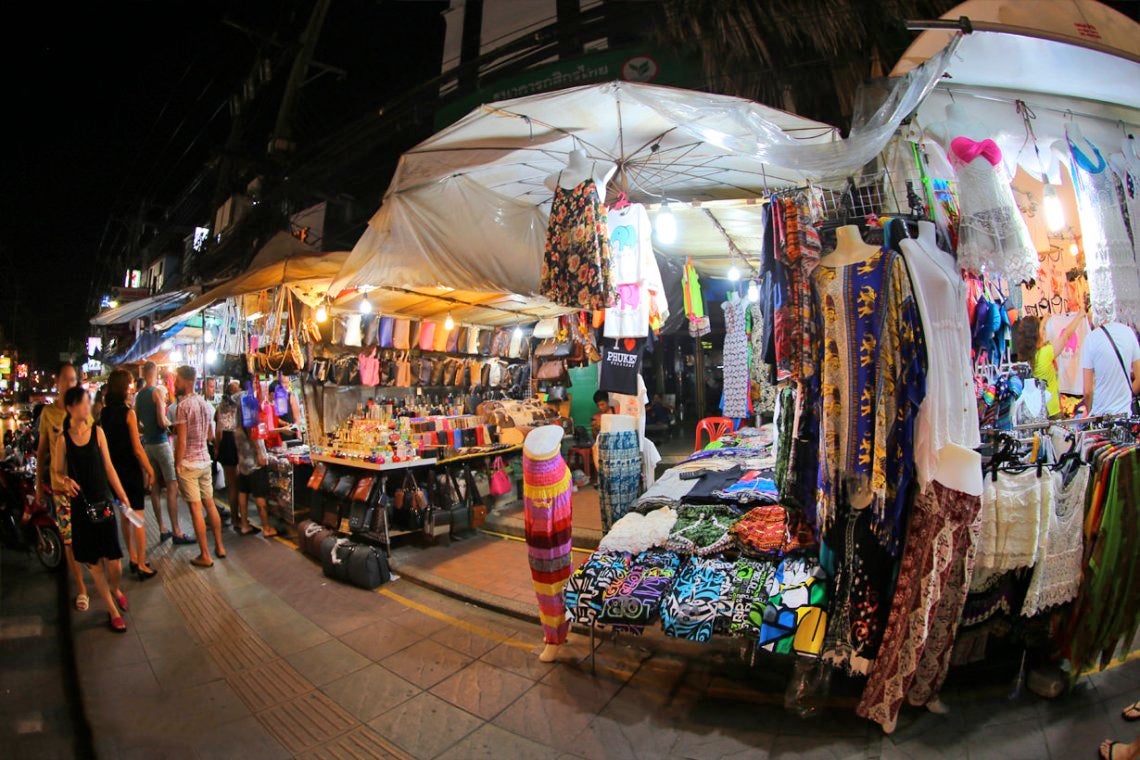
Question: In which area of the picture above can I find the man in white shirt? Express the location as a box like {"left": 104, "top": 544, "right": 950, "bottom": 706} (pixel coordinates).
{"left": 1080, "top": 320, "right": 1140, "bottom": 415}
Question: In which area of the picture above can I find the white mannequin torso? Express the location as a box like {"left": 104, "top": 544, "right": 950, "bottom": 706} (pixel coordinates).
{"left": 819, "top": 225, "right": 879, "bottom": 267}
{"left": 924, "top": 103, "right": 989, "bottom": 151}
{"left": 599, "top": 413, "right": 635, "bottom": 434}
{"left": 544, "top": 149, "right": 618, "bottom": 203}
{"left": 524, "top": 425, "right": 564, "bottom": 459}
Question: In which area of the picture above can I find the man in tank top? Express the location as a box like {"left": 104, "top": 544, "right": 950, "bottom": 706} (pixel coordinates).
{"left": 136, "top": 361, "right": 193, "bottom": 544}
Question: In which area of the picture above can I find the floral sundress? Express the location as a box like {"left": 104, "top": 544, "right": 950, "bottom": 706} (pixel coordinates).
{"left": 542, "top": 178, "right": 613, "bottom": 310}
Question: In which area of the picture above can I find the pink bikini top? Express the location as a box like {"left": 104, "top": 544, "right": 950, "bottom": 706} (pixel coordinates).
{"left": 950, "top": 136, "right": 1002, "bottom": 166}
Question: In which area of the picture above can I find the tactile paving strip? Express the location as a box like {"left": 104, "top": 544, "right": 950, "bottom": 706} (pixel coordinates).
{"left": 153, "top": 525, "right": 413, "bottom": 760}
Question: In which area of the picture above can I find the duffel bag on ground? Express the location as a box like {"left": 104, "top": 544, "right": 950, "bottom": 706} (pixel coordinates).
{"left": 320, "top": 537, "right": 391, "bottom": 589}
{"left": 298, "top": 520, "right": 335, "bottom": 559}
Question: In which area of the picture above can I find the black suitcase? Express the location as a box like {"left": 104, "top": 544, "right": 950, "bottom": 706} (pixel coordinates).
{"left": 320, "top": 537, "right": 390, "bottom": 589}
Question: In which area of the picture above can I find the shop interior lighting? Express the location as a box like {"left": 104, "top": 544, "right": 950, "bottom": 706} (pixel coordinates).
{"left": 444, "top": 312, "right": 455, "bottom": 330}
{"left": 747, "top": 279, "right": 760, "bottom": 302}
{"left": 654, "top": 202, "right": 677, "bottom": 244}
{"left": 206, "top": 348, "right": 218, "bottom": 364}
{"left": 245, "top": 312, "right": 264, "bottom": 322}
{"left": 1070, "top": 243, "right": 1080, "bottom": 256}
{"left": 727, "top": 264, "right": 741, "bottom": 281}
{"left": 513, "top": 324, "right": 523, "bottom": 338}
{"left": 204, "top": 329, "right": 215, "bottom": 344}
{"left": 315, "top": 302, "right": 328, "bottom": 323}
{"left": 170, "top": 348, "right": 184, "bottom": 363}
{"left": 1043, "top": 185, "right": 1065, "bottom": 232}
{"left": 359, "top": 296, "right": 373, "bottom": 315}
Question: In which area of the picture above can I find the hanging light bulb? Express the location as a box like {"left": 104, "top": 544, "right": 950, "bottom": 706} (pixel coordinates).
{"left": 204, "top": 328, "right": 215, "bottom": 344}
{"left": 513, "top": 323, "right": 523, "bottom": 338}
{"left": 359, "top": 296, "right": 372, "bottom": 315}
{"left": 746, "top": 279, "right": 759, "bottom": 302}
{"left": 1070, "top": 242, "right": 1080, "bottom": 257}
{"left": 206, "top": 348, "right": 218, "bottom": 364}
{"left": 1043, "top": 184, "right": 1065, "bottom": 233}
{"left": 444, "top": 312, "right": 455, "bottom": 331}
{"left": 655, "top": 202, "right": 677, "bottom": 244}
{"left": 315, "top": 302, "right": 328, "bottom": 323}
{"left": 727, "top": 263, "right": 741, "bottom": 281}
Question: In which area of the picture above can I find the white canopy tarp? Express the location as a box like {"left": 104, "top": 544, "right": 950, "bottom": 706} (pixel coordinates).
{"left": 332, "top": 69, "right": 954, "bottom": 295}
{"left": 90, "top": 289, "right": 198, "bottom": 326}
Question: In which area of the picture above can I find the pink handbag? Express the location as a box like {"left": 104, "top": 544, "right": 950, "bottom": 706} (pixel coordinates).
{"left": 489, "top": 457, "right": 511, "bottom": 497}
{"left": 419, "top": 321, "right": 437, "bottom": 351}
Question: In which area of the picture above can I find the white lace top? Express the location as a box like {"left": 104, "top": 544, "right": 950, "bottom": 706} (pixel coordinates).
{"left": 902, "top": 238, "right": 981, "bottom": 491}
{"left": 950, "top": 144, "right": 1038, "bottom": 285}
{"left": 973, "top": 467, "right": 1053, "bottom": 582}
{"left": 1021, "top": 465, "right": 1088, "bottom": 617}
{"left": 597, "top": 507, "right": 677, "bottom": 555}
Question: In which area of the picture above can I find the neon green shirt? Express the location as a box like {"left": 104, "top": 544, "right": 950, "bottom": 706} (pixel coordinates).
{"left": 1033, "top": 344, "right": 1062, "bottom": 417}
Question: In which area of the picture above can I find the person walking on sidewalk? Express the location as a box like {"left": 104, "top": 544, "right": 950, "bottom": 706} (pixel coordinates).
{"left": 100, "top": 369, "right": 157, "bottom": 580}
{"left": 36, "top": 362, "right": 89, "bottom": 612}
{"left": 52, "top": 386, "right": 134, "bottom": 633}
{"left": 173, "top": 366, "right": 226, "bottom": 567}
{"left": 135, "top": 361, "right": 193, "bottom": 545}
{"left": 215, "top": 381, "right": 241, "bottom": 529}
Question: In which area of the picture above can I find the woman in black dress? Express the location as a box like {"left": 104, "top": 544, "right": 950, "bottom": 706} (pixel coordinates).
{"left": 52, "top": 386, "right": 136, "bottom": 633}
{"left": 101, "top": 369, "right": 156, "bottom": 579}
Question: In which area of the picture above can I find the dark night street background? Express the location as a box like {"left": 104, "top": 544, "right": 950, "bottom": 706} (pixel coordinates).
{"left": 1, "top": 0, "right": 445, "bottom": 365}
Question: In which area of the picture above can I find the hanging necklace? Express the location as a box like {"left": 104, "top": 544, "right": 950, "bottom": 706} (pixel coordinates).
{"left": 1066, "top": 131, "right": 1107, "bottom": 175}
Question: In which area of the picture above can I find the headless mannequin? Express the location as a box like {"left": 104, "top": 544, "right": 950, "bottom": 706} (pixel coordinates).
{"left": 544, "top": 149, "right": 618, "bottom": 203}
{"left": 524, "top": 425, "right": 569, "bottom": 663}
{"left": 820, "top": 225, "right": 879, "bottom": 267}
{"left": 924, "top": 103, "right": 989, "bottom": 150}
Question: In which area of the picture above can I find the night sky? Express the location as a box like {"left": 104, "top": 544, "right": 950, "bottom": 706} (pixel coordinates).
{"left": 2, "top": 0, "right": 445, "bottom": 366}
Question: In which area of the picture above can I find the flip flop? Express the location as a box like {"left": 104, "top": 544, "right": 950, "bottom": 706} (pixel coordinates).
{"left": 1100, "top": 740, "right": 1129, "bottom": 760}
{"left": 1123, "top": 702, "right": 1140, "bottom": 722}
{"left": 190, "top": 556, "right": 214, "bottom": 569}
{"left": 215, "top": 549, "right": 227, "bottom": 559}
{"left": 261, "top": 530, "right": 279, "bottom": 538}
{"left": 238, "top": 526, "right": 260, "bottom": 536}
{"left": 75, "top": 594, "right": 90, "bottom": 612}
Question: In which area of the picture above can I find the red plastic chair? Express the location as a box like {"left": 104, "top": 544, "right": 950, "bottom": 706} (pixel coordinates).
{"left": 694, "top": 417, "right": 735, "bottom": 452}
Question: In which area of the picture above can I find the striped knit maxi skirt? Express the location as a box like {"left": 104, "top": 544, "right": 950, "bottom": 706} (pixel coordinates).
{"left": 523, "top": 449, "right": 574, "bottom": 645}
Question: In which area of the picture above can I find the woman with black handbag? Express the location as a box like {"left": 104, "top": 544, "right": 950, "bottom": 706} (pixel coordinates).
{"left": 52, "top": 386, "right": 135, "bottom": 633}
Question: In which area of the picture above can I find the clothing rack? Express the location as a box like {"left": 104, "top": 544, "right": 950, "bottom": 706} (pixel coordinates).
{"left": 983, "top": 413, "right": 1131, "bottom": 434}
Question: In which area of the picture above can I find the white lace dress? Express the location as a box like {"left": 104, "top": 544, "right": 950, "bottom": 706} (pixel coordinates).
{"left": 1021, "top": 465, "right": 1088, "bottom": 617}
{"left": 1072, "top": 141, "right": 1140, "bottom": 327}
{"left": 949, "top": 138, "right": 1038, "bottom": 285}
{"left": 971, "top": 467, "right": 1053, "bottom": 590}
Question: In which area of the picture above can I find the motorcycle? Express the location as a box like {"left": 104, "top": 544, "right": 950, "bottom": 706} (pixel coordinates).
{"left": 0, "top": 453, "right": 63, "bottom": 570}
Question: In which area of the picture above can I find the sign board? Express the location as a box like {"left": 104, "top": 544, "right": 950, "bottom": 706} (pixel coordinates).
{"left": 435, "top": 46, "right": 699, "bottom": 129}
{"left": 0, "top": 356, "right": 10, "bottom": 373}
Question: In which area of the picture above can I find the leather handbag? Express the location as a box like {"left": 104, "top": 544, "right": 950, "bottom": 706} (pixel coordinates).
{"left": 454, "top": 326, "right": 468, "bottom": 354}
{"left": 363, "top": 316, "right": 380, "bottom": 346}
{"left": 378, "top": 316, "right": 395, "bottom": 348}
{"left": 348, "top": 502, "right": 375, "bottom": 533}
{"left": 536, "top": 360, "right": 567, "bottom": 381}
{"left": 442, "top": 359, "right": 459, "bottom": 386}
{"left": 393, "top": 319, "right": 411, "bottom": 350}
{"left": 333, "top": 474, "right": 357, "bottom": 500}
{"left": 532, "top": 318, "right": 559, "bottom": 339}
{"left": 533, "top": 339, "right": 559, "bottom": 358}
{"left": 430, "top": 358, "right": 446, "bottom": 386}
{"left": 446, "top": 326, "right": 461, "bottom": 353}
{"left": 418, "top": 358, "right": 433, "bottom": 386}
{"left": 310, "top": 357, "right": 330, "bottom": 383}
{"left": 396, "top": 353, "right": 412, "bottom": 387}
{"left": 477, "top": 329, "right": 493, "bottom": 356}
{"left": 433, "top": 323, "right": 450, "bottom": 353}
{"left": 489, "top": 457, "right": 512, "bottom": 497}
{"left": 307, "top": 463, "right": 328, "bottom": 491}
{"left": 351, "top": 476, "right": 376, "bottom": 504}
{"left": 420, "top": 321, "right": 437, "bottom": 351}
{"left": 410, "top": 320, "right": 422, "bottom": 348}
{"left": 319, "top": 467, "right": 339, "bottom": 493}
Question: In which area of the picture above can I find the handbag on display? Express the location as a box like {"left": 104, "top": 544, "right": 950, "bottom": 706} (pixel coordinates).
{"left": 348, "top": 502, "right": 375, "bottom": 533}
{"left": 319, "top": 466, "right": 339, "bottom": 493}
{"left": 392, "top": 318, "right": 411, "bottom": 350}
{"left": 307, "top": 463, "right": 328, "bottom": 491}
{"left": 446, "top": 326, "right": 460, "bottom": 353}
{"left": 410, "top": 320, "right": 422, "bottom": 348}
{"left": 396, "top": 353, "right": 412, "bottom": 387}
{"left": 363, "top": 316, "right": 380, "bottom": 346}
{"left": 309, "top": 357, "right": 330, "bottom": 383}
{"left": 466, "top": 327, "right": 482, "bottom": 355}
{"left": 453, "top": 326, "right": 468, "bottom": 354}
{"left": 378, "top": 316, "right": 395, "bottom": 348}
{"left": 478, "top": 329, "right": 493, "bottom": 356}
{"left": 489, "top": 457, "right": 512, "bottom": 497}
{"left": 417, "top": 358, "right": 434, "bottom": 386}
{"left": 430, "top": 359, "right": 446, "bottom": 386}
{"left": 351, "top": 476, "right": 376, "bottom": 504}
{"left": 332, "top": 474, "right": 357, "bottom": 500}
{"left": 298, "top": 520, "right": 335, "bottom": 558}
{"left": 532, "top": 318, "right": 559, "bottom": 339}
{"left": 536, "top": 360, "right": 567, "bottom": 382}
{"left": 420, "top": 321, "right": 438, "bottom": 351}
{"left": 433, "top": 323, "right": 450, "bottom": 353}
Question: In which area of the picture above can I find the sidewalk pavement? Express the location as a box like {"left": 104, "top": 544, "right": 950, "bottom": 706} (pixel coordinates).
{"left": 62, "top": 500, "right": 1140, "bottom": 760}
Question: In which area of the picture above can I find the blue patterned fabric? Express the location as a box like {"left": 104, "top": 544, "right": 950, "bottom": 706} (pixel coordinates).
{"left": 661, "top": 558, "right": 734, "bottom": 642}
{"left": 597, "top": 430, "right": 642, "bottom": 534}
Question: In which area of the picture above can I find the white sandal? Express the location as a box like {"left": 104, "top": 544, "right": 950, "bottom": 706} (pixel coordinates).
{"left": 75, "top": 593, "right": 90, "bottom": 612}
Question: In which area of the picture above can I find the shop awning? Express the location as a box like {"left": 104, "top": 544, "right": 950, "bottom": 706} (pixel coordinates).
{"left": 155, "top": 234, "right": 349, "bottom": 330}
{"left": 330, "top": 72, "right": 954, "bottom": 295}
{"left": 89, "top": 289, "right": 198, "bottom": 326}
{"left": 105, "top": 322, "right": 189, "bottom": 366}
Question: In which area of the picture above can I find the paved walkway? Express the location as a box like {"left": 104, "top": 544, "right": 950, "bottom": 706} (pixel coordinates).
{"left": 56, "top": 505, "right": 1140, "bottom": 760}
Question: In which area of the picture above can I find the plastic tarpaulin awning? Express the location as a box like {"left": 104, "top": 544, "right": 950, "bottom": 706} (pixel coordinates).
{"left": 90, "top": 289, "right": 197, "bottom": 326}
{"left": 332, "top": 68, "right": 954, "bottom": 295}
{"left": 155, "top": 237, "right": 348, "bottom": 330}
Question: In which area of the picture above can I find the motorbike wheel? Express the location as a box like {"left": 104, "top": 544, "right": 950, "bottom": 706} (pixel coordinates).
{"left": 35, "top": 526, "right": 63, "bottom": 570}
